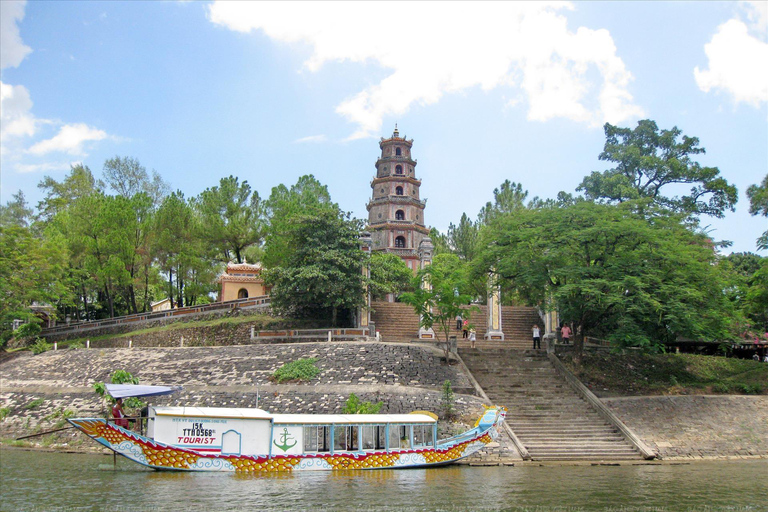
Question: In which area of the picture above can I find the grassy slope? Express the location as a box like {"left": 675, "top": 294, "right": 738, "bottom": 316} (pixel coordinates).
{"left": 562, "top": 352, "right": 768, "bottom": 396}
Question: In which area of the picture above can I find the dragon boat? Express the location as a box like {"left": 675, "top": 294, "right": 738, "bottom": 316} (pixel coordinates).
{"left": 68, "top": 384, "right": 506, "bottom": 473}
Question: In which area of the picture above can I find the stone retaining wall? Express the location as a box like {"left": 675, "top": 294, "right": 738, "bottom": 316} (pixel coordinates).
{"left": 0, "top": 342, "right": 482, "bottom": 448}
{"left": 603, "top": 395, "right": 768, "bottom": 459}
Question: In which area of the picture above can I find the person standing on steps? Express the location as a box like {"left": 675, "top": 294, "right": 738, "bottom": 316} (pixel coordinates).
{"left": 469, "top": 328, "right": 477, "bottom": 349}
{"left": 561, "top": 323, "right": 571, "bottom": 345}
{"left": 532, "top": 324, "right": 541, "bottom": 349}
{"left": 456, "top": 314, "right": 463, "bottom": 331}
{"left": 462, "top": 319, "right": 469, "bottom": 339}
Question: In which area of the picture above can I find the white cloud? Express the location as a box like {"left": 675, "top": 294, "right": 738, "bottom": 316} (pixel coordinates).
{"left": 0, "top": 0, "right": 32, "bottom": 70}
{"left": 15, "top": 161, "right": 77, "bottom": 174}
{"left": 27, "top": 123, "right": 108, "bottom": 156}
{"left": 293, "top": 134, "right": 327, "bottom": 144}
{"left": 694, "top": 15, "right": 768, "bottom": 106}
{"left": 0, "top": 81, "right": 37, "bottom": 138}
{"left": 208, "top": 1, "right": 643, "bottom": 138}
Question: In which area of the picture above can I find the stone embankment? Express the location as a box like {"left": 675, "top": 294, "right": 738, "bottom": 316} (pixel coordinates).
{"left": 0, "top": 342, "right": 492, "bottom": 453}
{"left": 603, "top": 395, "right": 768, "bottom": 459}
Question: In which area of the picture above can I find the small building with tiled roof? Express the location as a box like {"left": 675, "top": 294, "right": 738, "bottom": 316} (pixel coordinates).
{"left": 218, "top": 262, "right": 269, "bottom": 302}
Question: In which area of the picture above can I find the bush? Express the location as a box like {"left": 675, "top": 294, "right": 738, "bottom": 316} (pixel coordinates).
{"left": 30, "top": 338, "right": 51, "bottom": 355}
{"left": 272, "top": 358, "right": 321, "bottom": 383}
{"left": 0, "top": 407, "right": 10, "bottom": 421}
{"left": 24, "top": 398, "right": 44, "bottom": 410}
{"left": 440, "top": 380, "right": 455, "bottom": 420}
{"left": 13, "top": 322, "right": 42, "bottom": 340}
{"left": 343, "top": 393, "right": 383, "bottom": 414}
{"left": 93, "top": 369, "right": 144, "bottom": 410}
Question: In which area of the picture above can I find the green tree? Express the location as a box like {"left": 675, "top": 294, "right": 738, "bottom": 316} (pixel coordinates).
{"left": 0, "top": 225, "right": 68, "bottom": 344}
{"left": 194, "top": 176, "right": 263, "bottom": 264}
{"left": 369, "top": 252, "right": 413, "bottom": 301}
{"left": 447, "top": 213, "right": 479, "bottom": 261}
{"left": 265, "top": 207, "right": 366, "bottom": 327}
{"left": 102, "top": 156, "right": 169, "bottom": 206}
{"left": 400, "top": 254, "right": 476, "bottom": 362}
{"left": 477, "top": 201, "right": 739, "bottom": 357}
{"left": 0, "top": 191, "right": 33, "bottom": 228}
{"left": 746, "top": 174, "right": 768, "bottom": 250}
{"left": 578, "top": 120, "right": 737, "bottom": 219}
{"left": 262, "top": 175, "right": 334, "bottom": 269}
{"left": 478, "top": 180, "right": 530, "bottom": 225}
{"left": 37, "top": 164, "right": 103, "bottom": 222}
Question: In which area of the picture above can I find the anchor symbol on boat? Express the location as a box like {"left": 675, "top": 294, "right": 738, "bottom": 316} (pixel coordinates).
{"left": 273, "top": 427, "right": 297, "bottom": 452}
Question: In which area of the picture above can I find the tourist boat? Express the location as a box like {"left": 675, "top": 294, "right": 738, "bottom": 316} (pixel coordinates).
{"left": 68, "top": 384, "right": 507, "bottom": 472}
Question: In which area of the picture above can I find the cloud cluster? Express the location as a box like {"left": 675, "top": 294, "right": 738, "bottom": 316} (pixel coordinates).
{"left": 694, "top": 1, "right": 768, "bottom": 106}
{"left": 208, "top": 1, "right": 644, "bottom": 139}
{"left": 1, "top": 1, "right": 112, "bottom": 176}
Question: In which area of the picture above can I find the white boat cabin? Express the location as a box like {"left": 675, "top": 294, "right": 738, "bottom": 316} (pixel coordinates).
{"left": 147, "top": 406, "right": 438, "bottom": 457}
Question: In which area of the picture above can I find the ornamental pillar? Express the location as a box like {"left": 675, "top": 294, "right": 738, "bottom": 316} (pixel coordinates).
{"left": 357, "top": 232, "right": 373, "bottom": 333}
{"left": 485, "top": 272, "right": 505, "bottom": 340}
{"left": 417, "top": 237, "right": 436, "bottom": 340}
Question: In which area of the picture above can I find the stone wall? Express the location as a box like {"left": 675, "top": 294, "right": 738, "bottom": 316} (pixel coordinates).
{"left": 604, "top": 395, "right": 768, "bottom": 459}
{"left": 0, "top": 342, "right": 483, "bottom": 448}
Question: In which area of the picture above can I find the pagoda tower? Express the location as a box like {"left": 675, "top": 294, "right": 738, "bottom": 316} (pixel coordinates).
{"left": 366, "top": 126, "right": 429, "bottom": 273}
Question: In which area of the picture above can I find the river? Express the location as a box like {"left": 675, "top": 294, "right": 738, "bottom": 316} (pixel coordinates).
{"left": 1, "top": 449, "right": 766, "bottom": 511}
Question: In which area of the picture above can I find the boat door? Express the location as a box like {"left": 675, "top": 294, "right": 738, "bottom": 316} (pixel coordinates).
{"left": 221, "top": 430, "right": 242, "bottom": 455}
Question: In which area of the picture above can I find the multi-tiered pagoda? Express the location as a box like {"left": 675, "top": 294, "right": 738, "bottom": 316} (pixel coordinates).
{"left": 366, "top": 126, "right": 429, "bottom": 273}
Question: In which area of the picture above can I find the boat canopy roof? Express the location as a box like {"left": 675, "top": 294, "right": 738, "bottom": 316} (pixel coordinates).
{"left": 151, "top": 406, "right": 437, "bottom": 424}
{"left": 106, "top": 384, "right": 183, "bottom": 399}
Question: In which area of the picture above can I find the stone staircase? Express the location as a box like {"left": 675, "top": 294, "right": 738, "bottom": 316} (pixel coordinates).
{"left": 460, "top": 348, "right": 642, "bottom": 461}
{"left": 370, "top": 301, "right": 540, "bottom": 350}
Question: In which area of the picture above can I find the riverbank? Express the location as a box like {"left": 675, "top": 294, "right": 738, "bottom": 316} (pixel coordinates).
{"left": 2, "top": 343, "right": 767, "bottom": 460}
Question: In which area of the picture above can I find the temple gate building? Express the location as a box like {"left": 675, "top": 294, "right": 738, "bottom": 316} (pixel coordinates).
{"left": 366, "top": 126, "right": 429, "bottom": 273}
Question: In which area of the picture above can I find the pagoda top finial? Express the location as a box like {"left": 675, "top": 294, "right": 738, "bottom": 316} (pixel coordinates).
{"left": 393, "top": 124, "right": 399, "bottom": 137}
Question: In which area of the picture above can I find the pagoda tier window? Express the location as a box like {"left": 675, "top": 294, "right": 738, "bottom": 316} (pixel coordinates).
{"left": 395, "top": 236, "right": 406, "bottom": 248}
{"left": 396, "top": 147, "right": 402, "bottom": 156}
{"left": 395, "top": 165, "right": 403, "bottom": 174}
{"left": 395, "top": 210, "right": 405, "bottom": 220}
{"left": 396, "top": 186, "right": 404, "bottom": 195}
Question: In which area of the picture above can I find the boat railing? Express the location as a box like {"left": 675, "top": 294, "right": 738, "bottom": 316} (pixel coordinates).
{"left": 437, "top": 427, "right": 483, "bottom": 448}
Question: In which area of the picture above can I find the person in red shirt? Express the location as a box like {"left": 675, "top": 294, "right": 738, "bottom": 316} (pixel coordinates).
{"left": 112, "top": 398, "right": 130, "bottom": 428}
{"left": 561, "top": 324, "right": 571, "bottom": 345}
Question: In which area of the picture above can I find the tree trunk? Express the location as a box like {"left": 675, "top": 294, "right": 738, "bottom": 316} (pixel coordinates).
{"left": 168, "top": 269, "right": 174, "bottom": 308}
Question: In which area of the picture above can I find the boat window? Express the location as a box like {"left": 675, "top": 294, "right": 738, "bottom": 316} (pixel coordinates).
{"left": 389, "top": 424, "right": 411, "bottom": 449}
{"left": 412, "top": 424, "right": 434, "bottom": 448}
{"left": 303, "top": 426, "right": 331, "bottom": 453}
{"left": 333, "top": 425, "right": 359, "bottom": 452}
{"left": 361, "top": 425, "right": 387, "bottom": 451}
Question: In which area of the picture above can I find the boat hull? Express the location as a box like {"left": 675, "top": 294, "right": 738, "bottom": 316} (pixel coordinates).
{"left": 68, "top": 407, "right": 505, "bottom": 472}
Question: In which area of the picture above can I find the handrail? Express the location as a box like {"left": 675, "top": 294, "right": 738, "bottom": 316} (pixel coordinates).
{"left": 548, "top": 353, "right": 656, "bottom": 460}
{"left": 41, "top": 296, "right": 271, "bottom": 336}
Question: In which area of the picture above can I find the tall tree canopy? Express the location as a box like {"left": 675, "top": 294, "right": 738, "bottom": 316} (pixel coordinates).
{"left": 102, "top": 156, "right": 169, "bottom": 205}
{"left": 476, "top": 200, "right": 739, "bottom": 353}
{"left": 578, "top": 120, "right": 737, "bottom": 219}
{"left": 194, "top": 176, "right": 263, "bottom": 264}
{"left": 265, "top": 207, "right": 366, "bottom": 327}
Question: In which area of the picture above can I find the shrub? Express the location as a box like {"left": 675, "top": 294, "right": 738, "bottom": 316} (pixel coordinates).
{"left": 93, "top": 370, "right": 144, "bottom": 410}
{"left": 0, "top": 407, "right": 10, "bottom": 421}
{"left": 343, "top": 393, "right": 383, "bottom": 414}
{"left": 272, "top": 358, "right": 321, "bottom": 383}
{"left": 30, "top": 338, "right": 51, "bottom": 355}
{"left": 13, "top": 322, "right": 41, "bottom": 339}
{"left": 440, "top": 380, "right": 455, "bottom": 420}
{"left": 68, "top": 340, "right": 84, "bottom": 350}
{"left": 25, "top": 398, "right": 44, "bottom": 410}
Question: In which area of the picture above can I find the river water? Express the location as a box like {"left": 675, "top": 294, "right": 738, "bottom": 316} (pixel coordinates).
{"left": 1, "top": 449, "right": 766, "bottom": 512}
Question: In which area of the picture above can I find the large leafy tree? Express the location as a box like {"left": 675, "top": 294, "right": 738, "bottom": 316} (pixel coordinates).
{"left": 0, "top": 191, "right": 33, "bottom": 228}
{"left": 446, "top": 213, "right": 479, "bottom": 261}
{"left": 578, "top": 120, "right": 737, "bottom": 219}
{"left": 194, "top": 176, "right": 263, "bottom": 264}
{"left": 477, "top": 180, "right": 530, "bottom": 225}
{"left": 746, "top": 174, "right": 768, "bottom": 250}
{"left": 265, "top": 207, "right": 367, "bottom": 327}
{"left": 476, "top": 200, "right": 739, "bottom": 356}
{"left": 37, "top": 164, "right": 103, "bottom": 222}
{"left": 369, "top": 252, "right": 413, "bottom": 301}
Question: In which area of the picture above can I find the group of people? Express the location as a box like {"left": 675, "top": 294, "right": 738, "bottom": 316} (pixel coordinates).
{"left": 455, "top": 315, "right": 477, "bottom": 348}
{"left": 531, "top": 323, "right": 571, "bottom": 350}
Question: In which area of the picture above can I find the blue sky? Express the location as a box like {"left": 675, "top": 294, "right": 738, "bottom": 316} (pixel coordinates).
{"left": 1, "top": 1, "right": 766, "bottom": 254}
